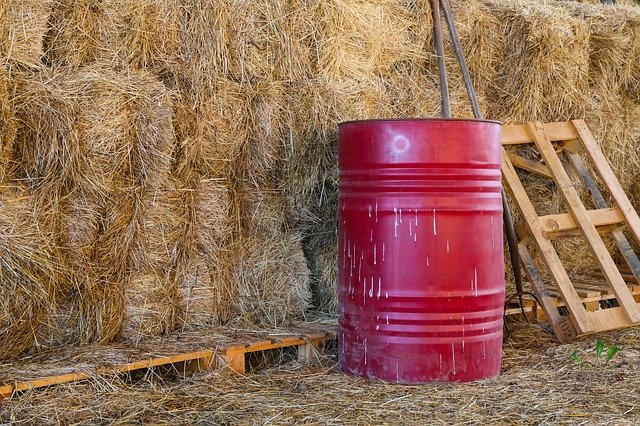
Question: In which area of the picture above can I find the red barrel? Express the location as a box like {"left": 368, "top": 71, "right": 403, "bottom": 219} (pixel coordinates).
{"left": 338, "top": 118, "right": 504, "bottom": 383}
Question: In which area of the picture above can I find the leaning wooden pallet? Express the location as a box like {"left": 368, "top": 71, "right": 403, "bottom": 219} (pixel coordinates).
{"left": 502, "top": 120, "right": 640, "bottom": 342}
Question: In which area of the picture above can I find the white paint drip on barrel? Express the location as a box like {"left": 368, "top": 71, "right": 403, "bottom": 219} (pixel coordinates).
{"left": 452, "top": 343, "right": 456, "bottom": 375}
{"left": 394, "top": 207, "right": 398, "bottom": 237}
{"left": 433, "top": 209, "right": 437, "bottom": 235}
{"left": 375, "top": 200, "right": 378, "bottom": 223}
{"left": 373, "top": 244, "right": 377, "bottom": 265}
{"left": 369, "top": 276, "right": 374, "bottom": 298}
{"left": 377, "top": 278, "right": 381, "bottom": 299}
{"left": 382, "top": 243, "right": 385, "bottom": 262}
{"left": 364, "top": 338, "right": 367, "bottom": 365}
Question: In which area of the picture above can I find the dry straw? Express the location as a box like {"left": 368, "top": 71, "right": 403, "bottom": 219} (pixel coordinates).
{"left": 44, "top": 0, "right": 181, "bottom": 69}
{"left": 0, "top": 1, "right": 51, "bottom": 67}
{"left": 0, "top": 185, "right": 60, "bottom": 359}
{"left": 176, "top": 178, "right": 236, "bottom": 327}
{"left": 233, "top": 232, "right": 312, "bottom": 326}
{"left": 484, "top": 0, "right": 591, "bottom": 123}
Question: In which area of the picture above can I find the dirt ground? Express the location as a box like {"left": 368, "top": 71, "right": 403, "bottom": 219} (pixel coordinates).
{"left": 1, "top": 321, "right": 639, "bottom": 425}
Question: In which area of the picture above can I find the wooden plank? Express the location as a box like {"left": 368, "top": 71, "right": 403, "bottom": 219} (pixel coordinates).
{"left": 502, "top": 148, "right": 593, "bottom": 333}
{"left": 537, "top": 207, "right": 625, "bottom": 239}
{"left": 566, "top": 143, "right": 640, "bottom": 288}
{"left": 502, "top": 122, "right": 578, "bottom": 145}
{"left": 507, "top": 153, "right": 553, "bottom": 179}
{"left": 572, "top": 120, "right": 640, "bottom": 249}
{"left": 588, "top": 306, "right": 637, "bottom": 333}
{"left": 518, "top": 243, "right": 569, "bottom": 334}
{"left": 0, "top": 350, "right": 216, "bottom": 399}
{"left": 216, "top": 350, "right": 245, "bottom": 374}
{"left": 0, "top": 371, "right": 93, "bottom": 398}
{"left": 529, "top": 121, "right": 640, "bottom": 323}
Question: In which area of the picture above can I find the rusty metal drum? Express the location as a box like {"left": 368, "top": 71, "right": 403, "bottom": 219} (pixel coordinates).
{"left": 338, "top": 118, "right": 504, "bottom": 383}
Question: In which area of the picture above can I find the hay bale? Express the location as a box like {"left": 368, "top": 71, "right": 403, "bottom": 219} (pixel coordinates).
{"left": 484, "top": 0, "right": 591, "bottom": 123}
{"left": 448, "top": 0, "right": 503, "bottom": 98}
{"left": 0, "top": 1, "right": 51, "bottom": 66}
{"left": 309, "top": 241, "right": 338, "bottom": 313}
{"left": 585, "top": 90, "right": 640, "bottom": 195}
{"left": 238, "top": 180, "right": 288, "bottom": 237}
{"left": 45, "top": 0, "right": 181, "bottom": 69}
{"left": 179, "top": 0, "right": 316, "bottom": 86}
{"left": 233, "top": 232, "right": 311, "bottom": 326}
{"left": 559, "top": 1, "right": 640, "bottom": 94}
{"left": 176, "top": 179, "right": 236, "bottom": 327}
{"left": 173, "top": 78, "right": 249, "bottom": 181}
{"left": 9, "top": 66, "right": 175, "bottom": 193}
{"left": 178, "top": 250, "right": 235, "bottom": 328}
{"left": 9, "top": 68, "right": 79, "bottom": 189}
{"left": 44, "top": 0, "right": 112, "bottom": 67}
{"left": 0, "top": 186, "right": 60, "bottom": 359}
{"left": 0, "top": 66, "right": 16, "bottom": 182}
{"left": 122, "top": 186, "right": 182, "bottom": 342}
{"left": 241, "top": 80, "right": 289, "bottom": 180}
{"left": 315, "top": 0, "right": 425, "bottom": 82}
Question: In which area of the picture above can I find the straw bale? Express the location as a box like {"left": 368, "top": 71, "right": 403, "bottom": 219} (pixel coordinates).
{"left": 43, "top": 0, "right": 112, "bottom": 67}
{"left": 178, "top": 250, "right": 235, "bottom": 328}
{"left": 437, "top": 0, "right": 502, "bottom": 99}
{"left": 113, "top": 0, "right": 181, "bottom": 70}
{"left": 233, "top": 232, "right": 311, "bottom": 326}
{"left": 173, "top": 82, "right": 247, "bottom": 181}
{"left": 0, "top": 186, "right": 60, "bottom": 359}
{"left": 122, "top": 270, "right": 178, "bottom": 343}
{"left": 45, "top": 0, "right": 181, "bottom": 69}
{"left": 280, "top": 81, "right": 339, "bottom": 215}
{"left": 0, "top": 1, "right": 51, "bottom": 67}
{"left": 484, "top": 0, "right": 591, "bottom": 123}
{"left": 309, "top": 241, "right": 338, "bottom": 313}
{"left": 238, "top": 181, "right": 288, "bottom": 238}
{"left": 179, "top": 0, "right": 316, "bottom": 86}
{"left": 71, "top": 66, "right": 175, "bottom": 191}
{"left": 247, "top": 80, "right": 290, "bottom": 178}
{"left": 559, "top": 1, "right": 640, "bottom": 94}
{"left": 9, "top": 68, "right": 79, "bottom": 189}
{"left": 0, "top": 66, "right": 16, "bottom": 182}
{"left": 584, "top": 90, "right": 640, "bottom": 194}
{"left": 176, "top": 179, "right": 236, "bottom": 327}
{"left": 315, "top": 0, "right": 425, "bottom": 82}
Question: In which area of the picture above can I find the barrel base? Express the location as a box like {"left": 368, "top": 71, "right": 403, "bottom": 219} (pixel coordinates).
{"left": 339, "top": 336, "right": 502, "bottom": 383}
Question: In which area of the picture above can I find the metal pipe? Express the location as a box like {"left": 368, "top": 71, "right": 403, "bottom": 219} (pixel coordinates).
{"left": 430, "top": 0, "right": 451, "bottom": 118}
{"left": 439, "top": 0, "right": 481, "bottom": 118}
{"left": 438, "top": 0, "right": 524, "bottom": 304}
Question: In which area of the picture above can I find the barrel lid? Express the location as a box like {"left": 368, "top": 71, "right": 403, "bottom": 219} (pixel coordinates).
{"left": 338, "top": 117, "right": 501, "bottom": 126}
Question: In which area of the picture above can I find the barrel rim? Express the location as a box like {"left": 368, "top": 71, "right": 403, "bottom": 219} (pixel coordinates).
{"left": 338, "top": 117, "right": 501, "bottom": 126}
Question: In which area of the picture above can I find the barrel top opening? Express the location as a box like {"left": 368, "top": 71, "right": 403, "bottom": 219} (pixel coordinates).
{"left": 338, "top": 117, "right": 501, "bottom": 127}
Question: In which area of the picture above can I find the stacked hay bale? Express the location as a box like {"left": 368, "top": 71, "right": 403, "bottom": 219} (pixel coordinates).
{"left": 2, "top": 0, "right": 640, "bottom": 359}
{"left": 0, "top": 1, "right": 51, "bottom": 67}
{"left": 0, "top": 186, "right": 60, "bottom": 359}
{"left": 5, "top": 65, "right": 180, "bottom": 347}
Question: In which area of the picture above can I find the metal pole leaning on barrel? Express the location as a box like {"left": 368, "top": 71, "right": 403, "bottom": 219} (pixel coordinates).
{"left": 430, "top": 0, "right": 451, "bottom": 118}
{"left": 439, "top": 0, "right": 525, "bottom": 309}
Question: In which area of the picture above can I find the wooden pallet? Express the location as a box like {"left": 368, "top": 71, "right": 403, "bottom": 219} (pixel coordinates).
{"left": 505, "top": 273, "right": 640, "bottom": 318}
{"left": 0, "top": 324, "right": 336, "bottom": 399}
{"left": 502, "top": 120, "right": 640, "bottom": 341}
